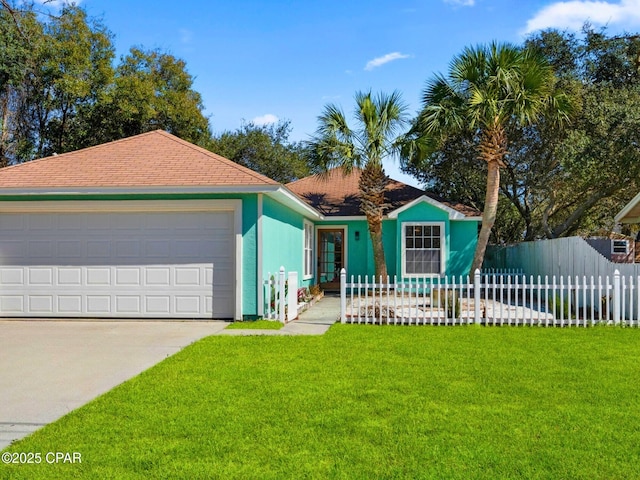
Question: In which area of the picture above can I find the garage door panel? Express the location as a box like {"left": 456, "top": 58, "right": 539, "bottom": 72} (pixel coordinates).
{"left": 175, "top": 296, "right": 201, "bottom": 315}
{"left": 87, "top": 295, "right": 111, "bottom": 314}
{"left": 1, "top": 268, "right": 24, "bottom": 285}
{"left": 146, "top": 296, "right": 170, "bottom": 314}
{"left": 58, "top": 268, "right": 82, "bottom": 286}
{"left": 29, "top": 241, "right": 53, "bottom": 258}
{"left": 27, "top": 214, "right": 54, "bottom": 230}
{"left": 58, "top": 296, "right": 82, "bottom": 314}
{"left": 1, "top": 296, "right": 23, "bottom": 312}
{"left": 29, "top": 268, "right": 53, "bottom": 286}
{"left": 0, "top": 209, "right": 235, "bottom": 318}
{"left": 145, "top": 267, "right": 171, "bottom": 286}
{"left": 115, "top": 268, "right": 141, "bottom": 286}
{"left": 87, "top": 267, "right": 111, "bottom": 286}
{"left": 29, "top": 296, "right": 53, "bottom": 312}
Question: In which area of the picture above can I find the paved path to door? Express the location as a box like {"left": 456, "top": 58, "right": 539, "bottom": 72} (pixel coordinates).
{"left": 217, "top": 294, "right": 341, "bottom": 336}
{"left": 0, "top": 320, "right": 228, "bottom": 450}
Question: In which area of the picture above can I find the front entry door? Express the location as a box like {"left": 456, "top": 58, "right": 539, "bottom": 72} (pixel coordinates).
{"left": 318, "top": 229, "right": 344, "bottom": 291}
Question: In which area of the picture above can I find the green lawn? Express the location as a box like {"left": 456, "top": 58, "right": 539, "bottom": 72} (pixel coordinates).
{"left": 3, "top": 325, "right": 640, "bottom": 479}
{"left": 225, "top": 319, "right": 283, "bottom": 330}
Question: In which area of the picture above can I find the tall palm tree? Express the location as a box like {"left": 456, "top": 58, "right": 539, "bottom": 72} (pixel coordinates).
{"left": 308, "top": 90, "right": 408, "bottom": 278}
{"left": 404, "top": 42, "right": 572, "bottom": 274}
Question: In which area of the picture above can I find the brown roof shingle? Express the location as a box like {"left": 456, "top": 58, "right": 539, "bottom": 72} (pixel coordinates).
{"left": 0, "top": 130, "right": 278, "bottom": 189}
{"left": 286, "top": 168, "right": 480, "bottom": 217}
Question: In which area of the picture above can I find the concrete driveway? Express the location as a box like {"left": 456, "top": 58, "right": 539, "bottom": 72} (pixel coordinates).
{"left": 0, "top": 320, "right": 228, "bottom": 450}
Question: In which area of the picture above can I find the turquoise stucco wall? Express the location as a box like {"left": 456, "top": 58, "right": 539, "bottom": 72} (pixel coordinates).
{"left": 449, "top": 220, "right": 479, "bottom": 277}
{"left": 262, "top": 195, "right": 308, "bottom": 286}
{"left": 394, "top": 201, "right": 479, "bottom": 278}
{"left": 317, "top": 219, "right": 398, "bottom": 280}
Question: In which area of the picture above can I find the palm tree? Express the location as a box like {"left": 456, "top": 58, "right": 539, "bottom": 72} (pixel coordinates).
{"left": 404, "top": 42, "right": 572, "bottom": 274}
{"left": 308, "top": 90, "right": 408, "bottom": 278}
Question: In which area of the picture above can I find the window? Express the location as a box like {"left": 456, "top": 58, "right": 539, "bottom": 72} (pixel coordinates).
{"left": 402, "top": 223, "right": 444, "bottom": 276}
{"left": 303, "top": 221, "right": 314, "bottom": 278}
{"left": 612, "top": 239, "right": 628, "bottom": 254}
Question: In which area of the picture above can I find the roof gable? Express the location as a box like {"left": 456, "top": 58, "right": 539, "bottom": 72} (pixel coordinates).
{"left": 0, "top": 130, "right": 279, "bottom": 190}
{"left": 286, "top": 168, "right": 480, "bottom": 218}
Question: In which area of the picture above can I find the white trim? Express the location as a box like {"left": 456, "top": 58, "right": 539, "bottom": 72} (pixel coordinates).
{"left": 615, "top": 191, "right": 640, "bottom": 223}
{"left": 323, "top": 215, "right": 368, "bottom": 221}
{"left": 257, "top": 194, "right": 264, "bottom": 317}
{"left": 233, "top": 201, "right": 243, "bottom": 320}
{"left": 316, "top": 225, "right": 348, "bottom": 283}
{"left": 400, "top": 221, "right": 446, "bottom": 277}
{"left": 0, "top": 199, "right": 242, "bottom": 213}
{"left": 0, "top": 185, "right": 282, "bottom": 195}
{"left": 272, "top": 187, "right": 323, "bottom": 219}
{"left": 612, "top": 239, "right": 629, "bottom": 255}
{"left": 388, "top": 195, "right": 467, "bottom": 220}
{"left": 303, "top": 219, "right": 314, "bottom": 280}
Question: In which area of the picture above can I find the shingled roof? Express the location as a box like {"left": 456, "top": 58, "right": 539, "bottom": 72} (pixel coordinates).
{"left": 0, "top": 130, "right": 278, "bottom": 189}
{"left": 286, "top": 168, "right": 480, "bottom": 217}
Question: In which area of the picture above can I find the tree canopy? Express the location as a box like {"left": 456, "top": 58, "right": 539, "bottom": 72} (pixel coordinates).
{"left": 403, "top": 42, "right": 571, "bottom": 272}
{"left": 307, "top": 91, "right": 409, "bottom": 278}
{"left": 0, "top": 2, "right": 210, "bottom": 166}
{"left": 403, "top": 26, "right": 640, "bottom": 244}
{"left": 209, "top": 120, "right": 312, "bottom": 183}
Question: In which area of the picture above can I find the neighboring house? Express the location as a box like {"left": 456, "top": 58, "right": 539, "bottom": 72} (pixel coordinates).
{"left": 614, "top": 193, "right": 640, "bottom": 262}
{"left": 0, "top": 131, "right": 480, "bottom": 320}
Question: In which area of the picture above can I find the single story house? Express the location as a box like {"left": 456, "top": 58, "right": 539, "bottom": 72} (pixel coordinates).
{"left": 0, "top": 130, "right": 480, "bottom": 320}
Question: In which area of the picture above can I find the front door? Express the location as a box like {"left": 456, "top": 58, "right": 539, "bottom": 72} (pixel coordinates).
{"left": 317, "top": 228, "right": 344, "bottom": 291}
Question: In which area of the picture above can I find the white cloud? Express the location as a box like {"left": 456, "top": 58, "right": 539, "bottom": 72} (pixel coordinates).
{"left": 364, "top": 52, "right": 411, "bottom": 71}
{"left": 444, "top": 0, "right": 476, "bottom": 6}
{"left": 523, "top": 0, "right": 640, "bottom": 34}
{"left": 252, "top": 114, "right": 278, "bottom": 126}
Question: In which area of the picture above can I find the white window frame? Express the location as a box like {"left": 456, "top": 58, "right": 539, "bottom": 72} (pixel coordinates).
{"left": 303, "top": 220, "right": 314, "bottom": 280}
{"left": 612, "top": 239, "right": 629, "bottom": 255}
{"left": 401, "top": 221, "right": 445, "bottom": 277}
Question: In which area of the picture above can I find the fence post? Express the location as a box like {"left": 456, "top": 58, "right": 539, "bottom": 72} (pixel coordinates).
{"left": 279, "top": 266, "right": 286, "bottom": 323}
{"left": 340, "top": 268, "right": 346, "bottom": 323}
{"left": 613, "top": 269, "right": 621, "bottom": 325}
{"left": 474, "top": 269, "right": 481, "bottom": 324}
{"left": 287, "top": 271, "right": 298, "bottom": 321}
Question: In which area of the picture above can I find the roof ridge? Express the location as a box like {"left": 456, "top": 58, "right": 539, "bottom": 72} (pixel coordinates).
{"left": 156, "top": 130, "right": 278, "bottom": 185}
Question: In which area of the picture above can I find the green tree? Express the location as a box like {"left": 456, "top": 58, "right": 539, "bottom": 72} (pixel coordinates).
{"left": 404, "top": 43, "right": 572, "bottom": 271}
{"left": 0, "top": 4, "right": 114, "bottom": 162}
{"left": 307, "top": 91, "right": 408, "bottom": 278}
{"left": 210, "top": 120, "right": 312, "bottom": 183}
{"left": 102, "top": 47, "right": 210, "bottom": 146}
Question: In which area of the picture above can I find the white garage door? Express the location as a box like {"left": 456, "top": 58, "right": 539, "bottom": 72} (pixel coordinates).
{"left": 0, "top": 207, "right": 236, "bottom": 319}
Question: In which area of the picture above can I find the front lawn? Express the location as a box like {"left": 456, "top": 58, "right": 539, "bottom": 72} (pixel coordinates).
{"left": 3, "top": 325, "right": 640, "bottom": 479}
{"left": 225, "top": 319, "right": 283, "bottom": 330}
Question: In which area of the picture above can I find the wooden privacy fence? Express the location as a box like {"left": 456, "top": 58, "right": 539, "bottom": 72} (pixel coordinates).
{"left": 339, "top": 269, "right": 640, "bottom": 327}
{"left": 263, "top": 267, "right": 298, "bottom": 323}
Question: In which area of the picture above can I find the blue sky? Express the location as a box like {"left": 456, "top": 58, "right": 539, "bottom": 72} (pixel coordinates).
{"left": 38, "top": 0, "right": 640, "bottom": 186}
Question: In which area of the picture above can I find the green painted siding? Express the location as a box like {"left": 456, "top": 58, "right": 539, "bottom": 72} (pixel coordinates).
{"left": 393, "top": 201, "right": 479, "bottom": 278}
{"left": 449, "top": 220, "right": 479, "bottom": 277}
{"left": 262, "top": 195, "right": 308, "bottom": 286}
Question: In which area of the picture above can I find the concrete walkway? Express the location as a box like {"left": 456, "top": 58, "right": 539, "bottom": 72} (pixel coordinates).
{"left": 218, "top": 294, "right": 341, "bottom": 336}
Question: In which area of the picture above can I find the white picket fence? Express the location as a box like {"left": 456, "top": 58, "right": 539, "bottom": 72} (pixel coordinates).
{"left": 339, "top": 269, "right": 640, "bottom": 327}
{"left": 263, "top": 267, "right": 298, "bottom": 323}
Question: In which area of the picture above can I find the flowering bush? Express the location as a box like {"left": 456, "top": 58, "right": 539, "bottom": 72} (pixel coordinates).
{"left": 297, "top": 287, "right": 311, "bottom": 303}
